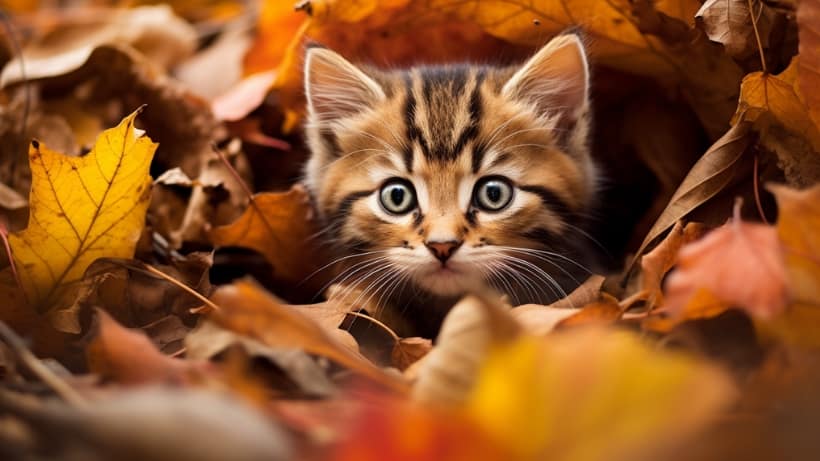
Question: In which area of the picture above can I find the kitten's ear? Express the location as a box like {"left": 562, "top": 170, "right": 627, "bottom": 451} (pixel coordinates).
{"left": 502, "top": 34, "right": 589, "bottom": 127}
{"left": 304, "top": 47, "right": 385, "bottom": 122}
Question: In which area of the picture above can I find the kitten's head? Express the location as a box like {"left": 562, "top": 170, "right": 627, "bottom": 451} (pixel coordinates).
{"left": 303, "top": 34, "right": 597, "bottom": 303}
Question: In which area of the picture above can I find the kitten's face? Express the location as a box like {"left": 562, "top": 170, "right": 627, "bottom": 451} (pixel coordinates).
{"left": 304, "top": 35, "right": 597, "bottom": 303}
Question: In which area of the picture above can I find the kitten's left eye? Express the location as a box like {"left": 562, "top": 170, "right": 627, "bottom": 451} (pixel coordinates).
{"left": 474, "top": 177, "right": 513, "bottom": 211}
{"left": 379, "top": 179, "right": 417, "bottom": 214}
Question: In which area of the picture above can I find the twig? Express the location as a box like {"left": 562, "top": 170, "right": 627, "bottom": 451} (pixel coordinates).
{"left": 748, "top": 0, "right": 768, "bottom": 73}
{"left": 141, "top": 263, "right": 221, "bottom": 312}
{"left": 212, "top": 143, "right": 255, "bottom": 202}
{"left": 0, "top": 321, "right": 87, "bottom": 408}
{"left": 346, "top": 311, "right": 400, "bottom": 342}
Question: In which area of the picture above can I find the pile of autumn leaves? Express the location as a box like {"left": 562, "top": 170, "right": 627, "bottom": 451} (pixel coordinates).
{"left": 0, "top": 1, "right": 819, "bottom": 460}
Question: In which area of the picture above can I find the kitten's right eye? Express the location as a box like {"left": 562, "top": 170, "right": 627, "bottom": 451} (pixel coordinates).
{"left": 379, "top": 179, "right": 417, "bottom": 214}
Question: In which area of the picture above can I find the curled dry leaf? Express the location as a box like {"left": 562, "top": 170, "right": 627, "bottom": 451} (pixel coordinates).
{"left": 86, "top": 310, "right": 203, "bottom": 385}
{"left": 665, "top": 205, "right": 790, "bottom": 320}
{"left": 391, "top": 337, "right": 432, "bottom": 372}
{"left": 0, "top": 5, "right": 196, "bottom": 86}
{"left": 412, "top": 294, "right": 522, "bottom": 406}
{"left": 696, "top": 0, "right": 774, "bottom": 59}
{"left": 6, "top": 109, "right": 154, "bottom": 326}
{"left": 554, "top": 296, "right": 623, "bottom": 329}
{"left": 467, "top": 328, "right": 737, "bottom": 461}
{"left": 209, "top": 185, "right": 333, "bottom": 288}
{"left": 209, "top": 280, "right": 409, "bottom": 394}
{"left": 631, "top": 119, "right": 753, "bottom": 270}
{"left": 185, "top": 320, "right": 336, "bottom": 397}
{"left": 625, "top": 221, "right": 706, "bottom": 310}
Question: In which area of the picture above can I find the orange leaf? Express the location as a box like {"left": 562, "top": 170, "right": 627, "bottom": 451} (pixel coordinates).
{"left": 209, "top": 184, "right": 332, "bottom": 288}
{"left": 665, "top": 205, "right": 789, "bottom": 320}
{"left": 209, "top": 280, "right": 409, "bottom": 394}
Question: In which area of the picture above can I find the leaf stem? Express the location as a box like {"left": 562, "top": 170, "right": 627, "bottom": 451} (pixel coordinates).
{"left": 346, "top": 311, "right": 400, "bottom": 342}
{"left": 142, "top": 263, "right": 221, "bottom": 312}
{"left": 753, "top": 153, "right": 769, "bottom": 224}
{"left": 748, "top": 0, "right": 768, "bottom": 73}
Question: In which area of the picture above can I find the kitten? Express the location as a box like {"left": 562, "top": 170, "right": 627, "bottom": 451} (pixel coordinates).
{"left": 303, "top": 34, "right": 598, "bottom": 335}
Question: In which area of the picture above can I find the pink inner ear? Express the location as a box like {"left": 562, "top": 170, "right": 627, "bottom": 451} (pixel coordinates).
{"left": 502, "top": 35, "right": 589, "bottom": 125}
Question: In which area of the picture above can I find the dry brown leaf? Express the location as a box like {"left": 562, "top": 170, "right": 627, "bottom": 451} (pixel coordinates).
{"left": 509, "top": 306, "right": 579, "bottom": 337}
{"left": 86, "top": 309, "right": 204, "bottom": 385}
{"left": 391, "top": 337, "right": 432, "bottom": 372}
{"left": 412, "top": 294, "right": 522, "bottom": 405}
{"left": 696, "top": 0, "right": 775, "bottom": 59}
{"left": 665, "top": 206, "right": 790, "bottom": 320}
{"left": 209, "top": 185, "right": 332, "bottom": 288}
{"left": 631, "top": 119, "right": 753, "bottom": 269}
{"left": 185, "top": 320, "right": 336, "bottom": 397}
{"left": 555, "top": 296, "right": 623, "bottom": 329}
{"left": 627, "top": 221, "right": 706, "bottom": 310}
{"left": 0, "top": 5, "right": 196, "bottom": 86}
{"left": 209, "top": 280, "right": 408, "bottom": 393}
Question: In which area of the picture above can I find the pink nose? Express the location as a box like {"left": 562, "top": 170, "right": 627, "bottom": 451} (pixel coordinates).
{"left": 425, "top": 240, "right": 462, "bottom": 263}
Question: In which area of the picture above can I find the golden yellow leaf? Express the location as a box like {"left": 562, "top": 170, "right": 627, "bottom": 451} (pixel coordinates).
{"left": 8, "top": 109, "right": 155, "bottom": 318}
{"left": 738, "top": 58, "right": 820, "bottom": 153}
{"left": 468, "top": 329, "right": 736, "bottom": 461}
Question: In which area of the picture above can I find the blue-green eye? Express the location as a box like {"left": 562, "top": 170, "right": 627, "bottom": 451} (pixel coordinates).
{"left": 379, "top": 179, "right": 417, "bottom": 214}
{"left": 474, "top": 177, "right": 513, "bottom": 211}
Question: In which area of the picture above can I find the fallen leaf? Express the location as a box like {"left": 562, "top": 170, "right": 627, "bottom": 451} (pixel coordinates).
{"left": 391, "top": 337, "right": 432, "bottom": 372}
{"left": 797, "top": 0, "right": 820, "bottom": 132}
{"left": 0, "top": 387, "right": 292, "bottom": 461}
{"left": 696, "top": 0, "right": 775, "bottom": 59}
{"left": 0, "top": 5, "right": 196, "bottom": 86}
{"left": 665, "top": 204, "right": 790, "bottom": 320}
{"left": 626, "top": 221, "right": 706, "bottom": 310}
{"left": 769, "top": 183, "right": 820, "bottom": 304}
{"left": 8, "top": 109, "right": 155, "bottom": 320}
{"left": 210, "top": 184, "right": 332, "bottom": 287}
{"left": 467, "top": 329, "right": 736, "bottom": 461}
{"left": 631, "top": 119, "right": 753, "bottom": 269}
{"left": 212, "top": 70, "right": 278, "bottom": 122}
{"left": 86, "top": 310, "right": 201, "bottom": 385}
{"left": 554, "top": 296, "right": 623, "bottom": 329}
{"left": 413, "top": 294, "right": 521, "bottom": 405}
{"left": 209, "top": 280, "right": 409, "bottom": 393}
{"left": 185, "top": 320, "right": 336, "bottom": 397}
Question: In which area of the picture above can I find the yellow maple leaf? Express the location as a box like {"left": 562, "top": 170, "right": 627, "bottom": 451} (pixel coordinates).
{"left": 8, "top": 109, "right": 155, "bottom": 318}
{"left": 467, "top": 329, "right": 735, "bottom": 461}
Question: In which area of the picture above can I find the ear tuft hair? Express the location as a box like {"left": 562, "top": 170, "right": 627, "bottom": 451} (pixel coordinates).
{"left": 304, "top": 48, "right": 385, "bottom": 123}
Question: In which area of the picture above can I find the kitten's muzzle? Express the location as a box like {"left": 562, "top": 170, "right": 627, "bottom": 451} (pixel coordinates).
{"left": 425, "top": 240, "right": 462, "bottom": 263}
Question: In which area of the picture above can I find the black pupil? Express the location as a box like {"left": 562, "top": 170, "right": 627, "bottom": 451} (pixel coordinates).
{"left": 390, "top": 187, "right": 405, "bottom": 206}
{"left": 486, "top": 184, "right": 502, "bottom": 203}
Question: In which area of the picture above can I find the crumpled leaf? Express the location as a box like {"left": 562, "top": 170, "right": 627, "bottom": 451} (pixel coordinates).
{"left": 665, "top": 204, "right": 790, "bottom": 320}
{"left": 696, "top": 0, "right": 774, "bottom": 59}
{"left": 210, "top": 184, "right": 332, "bottom": 287}
{"left": 185, "top": 320, "right": 336, "bottom": 397}
{"left": 8, "top": 109, "right": 155, "bottom": 319}
{"left": 0, "top": 5, "right": 196, "bottom": 86}
{"left": 625, "top": 221, "right": 706, "bottom": 310}
{"left": 391, "top": 337, "right": 432, "bottom": 372}
{"left": 631, "top": 119, "right": 753, "bottom": 269}
{"left": 87, "top": 309, "right": 204, "bottom": 385}
{"left": 467, "top": 329, "right": 736, "bottom": 461}
{"left": 554, "top": 296, "right": 623, "bottom": 329}
{"left": 209, "top": 280, "right": 409, "bottom": 393}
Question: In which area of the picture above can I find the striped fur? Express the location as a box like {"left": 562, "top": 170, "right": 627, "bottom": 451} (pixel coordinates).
{"left": 304, "top": 34, "right": 598, "bottom": 322}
